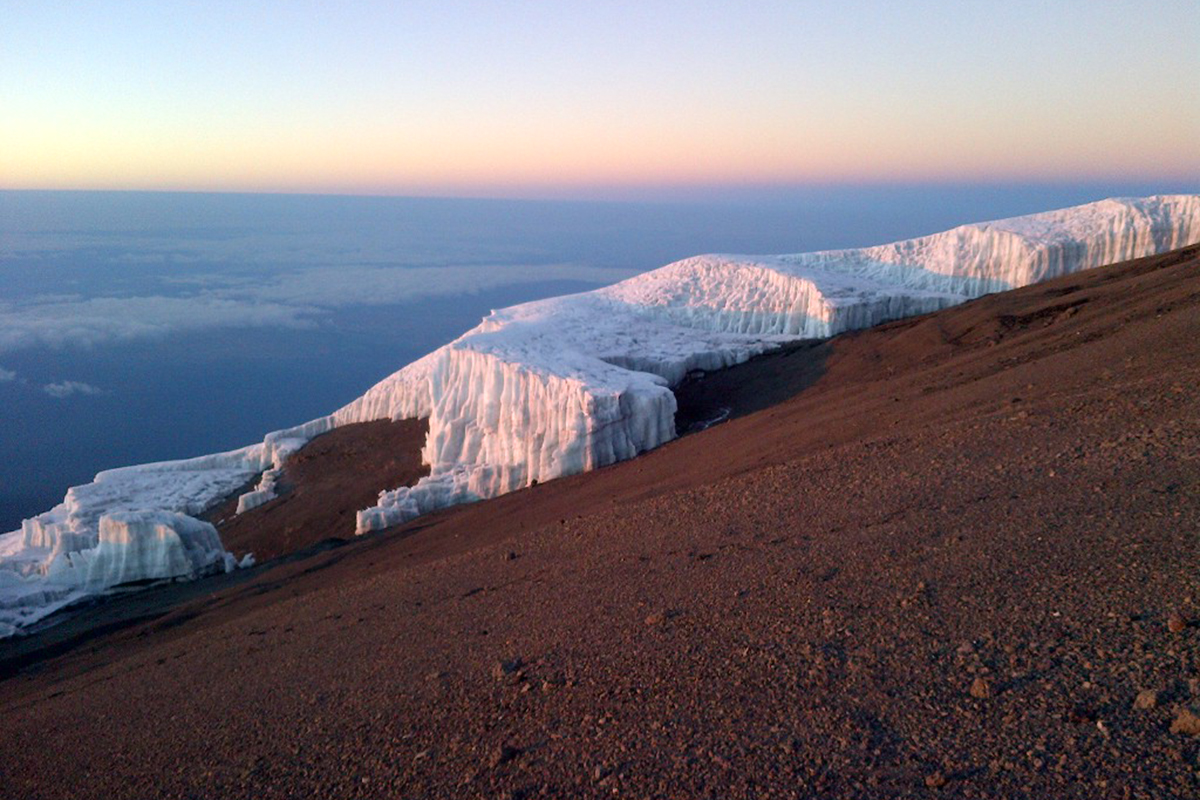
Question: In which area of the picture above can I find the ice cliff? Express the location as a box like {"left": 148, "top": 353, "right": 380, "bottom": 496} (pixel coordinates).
{"left": 350, "top": 194, "right": 1199, "bottom": 530}
{"left": 2, "top": 194, "right": 1197, "bottom": 636}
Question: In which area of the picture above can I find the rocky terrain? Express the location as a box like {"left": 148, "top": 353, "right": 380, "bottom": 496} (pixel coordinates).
{"left": 1, "top": 244, "right": 1197, "bottom": 799}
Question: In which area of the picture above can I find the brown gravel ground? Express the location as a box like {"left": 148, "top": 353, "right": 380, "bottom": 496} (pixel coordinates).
{"left": 1, "top": 245, "right": 1198, "bottom": 800}
{"left": 206, "top": 417, "right": 430, "bottom": 561}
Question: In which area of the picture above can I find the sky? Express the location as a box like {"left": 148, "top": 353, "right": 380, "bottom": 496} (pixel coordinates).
{"left": 1, "top": 0, "right": 1197, "bottom": 200}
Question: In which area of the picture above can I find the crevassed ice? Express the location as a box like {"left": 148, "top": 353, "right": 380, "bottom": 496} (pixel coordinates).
{"left": 2, "top": 194, "right": 1197, "bottom": 637}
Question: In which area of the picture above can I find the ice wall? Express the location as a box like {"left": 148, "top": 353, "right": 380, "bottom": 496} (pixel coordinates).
{"left": 350, "top": 195, "right": 1199, "bottom": 531}
{"left": 0, "top": 432, "right": 297, "bottom": 635}
{"left": 2, "top": 194, "right": 1197, "bottom": 636}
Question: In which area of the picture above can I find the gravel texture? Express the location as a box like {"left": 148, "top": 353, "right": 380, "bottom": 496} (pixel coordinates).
{"left": 1, "top": 245, "right": 1198, "bottom": 800}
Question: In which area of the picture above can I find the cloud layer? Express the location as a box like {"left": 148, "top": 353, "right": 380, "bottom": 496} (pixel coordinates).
{"left": 0, "top": 295, "right": 313, "bottom": 352}
{"left": 0, "top": 263, "right": 630, "bottom": 355}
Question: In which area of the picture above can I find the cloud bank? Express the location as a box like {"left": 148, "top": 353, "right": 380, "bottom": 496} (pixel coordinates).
{"left": 0, "top": 264, "right": 631, "bottom": 355}
{"left": 0, "top": 296, "right": 314, "bottom": 353}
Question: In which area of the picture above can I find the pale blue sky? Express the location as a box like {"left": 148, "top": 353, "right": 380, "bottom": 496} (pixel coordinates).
{"left": 2, "top": 0, "right": 1197, "bottom": 198}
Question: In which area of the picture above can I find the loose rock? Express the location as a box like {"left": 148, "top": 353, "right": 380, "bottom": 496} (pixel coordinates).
{"left": 1169, "top": 709, "right": 1200, "bottom": 736}
{"left": 490, "top": 744, "right": 522, "bottom": 768}
{"left": 493, "top": 657, "right": 524, "bottom": 682}
{"left": 1132, "top": 689, "right": 1157, "bottom": 710}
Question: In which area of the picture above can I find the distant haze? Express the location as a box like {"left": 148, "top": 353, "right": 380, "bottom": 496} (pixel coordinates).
{"left": 2, "top": 2, "right": 1197, "bottom": 199}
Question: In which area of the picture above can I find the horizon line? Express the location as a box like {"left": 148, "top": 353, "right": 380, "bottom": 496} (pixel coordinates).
{"left": 3, "top": 177, "right": 1198, "bottom": 207}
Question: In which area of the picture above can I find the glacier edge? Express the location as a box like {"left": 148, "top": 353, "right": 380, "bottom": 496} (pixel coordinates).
{"left": 1, "top": 194, "right": 1196, "bottom": 637}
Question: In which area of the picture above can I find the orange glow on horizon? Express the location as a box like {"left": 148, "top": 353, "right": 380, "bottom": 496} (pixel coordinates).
{"left": 3, "top": 2, "right": 1197, "bottom": 200}
{"left": 5, "top": 117, "right": 1197, "bottom": 199}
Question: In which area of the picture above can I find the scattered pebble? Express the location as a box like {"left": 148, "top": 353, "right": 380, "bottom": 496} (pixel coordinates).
{"left": 924, "top": 771, "right": 947, "bottom": 788}
{"left": 1167, "top": 611, "right": 1187, "bottom": 633}
{"left": 969, "top": 676, "right": 992, "bottom": 699}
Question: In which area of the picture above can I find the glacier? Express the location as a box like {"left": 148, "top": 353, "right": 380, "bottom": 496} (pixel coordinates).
{"left": 1, "top": 194, "right": 1197, "bottom": 637}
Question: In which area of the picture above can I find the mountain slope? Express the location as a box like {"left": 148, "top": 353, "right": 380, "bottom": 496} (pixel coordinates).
{"left": 1, "top": 244, "right": 1197, "bottom": 799}
{"left": 3, "top": 195, "right": 1196, "bottom": 637}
